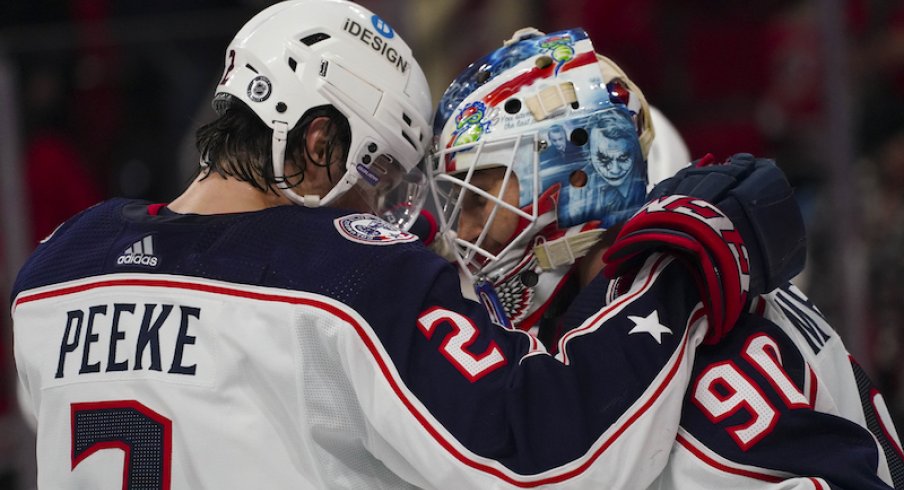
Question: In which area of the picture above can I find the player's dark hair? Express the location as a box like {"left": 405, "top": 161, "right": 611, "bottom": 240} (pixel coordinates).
{"left": 195, "top": 99, "right": 352, "bottom": 193}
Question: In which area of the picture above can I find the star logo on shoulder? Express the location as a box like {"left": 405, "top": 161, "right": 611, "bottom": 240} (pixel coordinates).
{"left": 628, "top": 310, "right": 672, "bottom": 344}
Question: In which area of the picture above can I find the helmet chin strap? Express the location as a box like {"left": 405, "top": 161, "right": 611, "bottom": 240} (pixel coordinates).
{"left": 271, "top": 121, "right": 357, "bottom": 208}
{"left": 272, "top": 121, "right": 319, "bottom": 207}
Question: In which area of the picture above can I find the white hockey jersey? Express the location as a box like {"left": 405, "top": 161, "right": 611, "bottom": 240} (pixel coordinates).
{"left": 646, "top": 284, "right": 903, "bottom": 489}
{"left": 14, "top": 198, "right": 721, "bottom": 489}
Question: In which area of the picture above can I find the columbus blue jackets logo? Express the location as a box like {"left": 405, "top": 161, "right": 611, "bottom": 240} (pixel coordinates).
{"left": 334, "top": 214, "right": 418, "bottom": 245}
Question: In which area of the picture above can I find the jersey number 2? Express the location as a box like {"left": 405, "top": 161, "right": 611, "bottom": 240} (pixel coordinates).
{"left": 417, "top": 307, "right": 507, "bottom": 382}
{"left": 71, "top": 400, "right": 172, "bottom": 490}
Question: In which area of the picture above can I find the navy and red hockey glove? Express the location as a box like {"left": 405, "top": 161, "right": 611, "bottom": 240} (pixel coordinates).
{"left": 602, "top": 153, "right": 807, "bottom": 344}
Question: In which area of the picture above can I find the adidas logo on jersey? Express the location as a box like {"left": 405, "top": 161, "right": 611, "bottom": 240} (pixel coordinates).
{"left": 117, "top": 235, "right": 159, "bottom": 267}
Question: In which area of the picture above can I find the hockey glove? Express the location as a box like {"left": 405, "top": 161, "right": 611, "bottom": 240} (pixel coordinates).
{"left": 602, "top": 153, "right": 807, "bottom": 344}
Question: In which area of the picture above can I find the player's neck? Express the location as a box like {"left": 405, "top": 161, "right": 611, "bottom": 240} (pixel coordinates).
{"left": 577, "top": 242, "right": 607, "bottom": 288}
{"left": 168, "top": 171, "right": 291, "bottom": 214}
{"left": 576, "top": 227, "right": 621, "bottom": 287}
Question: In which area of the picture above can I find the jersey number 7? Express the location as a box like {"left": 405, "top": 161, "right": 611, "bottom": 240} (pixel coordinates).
{"left": 71, "top": 400, "right": 172, "bottom": 489}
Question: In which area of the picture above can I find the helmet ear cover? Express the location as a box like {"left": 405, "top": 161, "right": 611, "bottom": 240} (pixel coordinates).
{"left": 199, "top": 95, "right": 351, "bottom": 193}
{"left": 278, "top": 105, "right": 353, "bottom": 190}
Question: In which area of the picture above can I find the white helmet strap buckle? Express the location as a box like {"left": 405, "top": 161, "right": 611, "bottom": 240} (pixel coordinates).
{"left": 533, "top": 229, "right": 604, "bottom": 270}
{"left": 271, "top": 119, "right": 290, "bottom": 189}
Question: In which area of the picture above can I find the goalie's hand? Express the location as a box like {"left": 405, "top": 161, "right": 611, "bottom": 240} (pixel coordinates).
{"left": 602, "top": 153, "right": 807, "bottom": 344}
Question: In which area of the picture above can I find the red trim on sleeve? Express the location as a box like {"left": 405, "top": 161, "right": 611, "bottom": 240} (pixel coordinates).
{"left": 677, "top": 433, "right": 783, "bottom": 483}
{"left": 18, "top": 273, "right": 693, "bottom": 487}
{"left": 147, "top": 203, "right": 168, "bottom": 216}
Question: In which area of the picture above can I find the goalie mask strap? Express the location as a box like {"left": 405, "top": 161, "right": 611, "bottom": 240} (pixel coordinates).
{"left": 525, "top": 82, "right": 578, "bottom": 121}
{"left": 534, "top": 229, "right": 604, "bottom": 270}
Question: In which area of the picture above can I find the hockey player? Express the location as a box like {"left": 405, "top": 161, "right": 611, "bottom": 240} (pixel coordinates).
{"left": 13, "top": 2, "right": 807, "bottom": 488}
{"left": 429, "top": 27, "right": 903, "bottom": 488}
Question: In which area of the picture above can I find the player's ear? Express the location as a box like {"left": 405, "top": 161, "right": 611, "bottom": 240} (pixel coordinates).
{"left": 303, "top": 116, "right": 338, "bottom": 167}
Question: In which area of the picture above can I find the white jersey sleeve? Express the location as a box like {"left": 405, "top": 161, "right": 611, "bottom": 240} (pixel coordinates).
{"left": 649, "top": 284, "right": 903, "bottom": 489}
{"left": 13, "top": 255, "right": 707, "bottom": 489}
{"left": 10, "top": 200, "right": 720, "bottom": 489}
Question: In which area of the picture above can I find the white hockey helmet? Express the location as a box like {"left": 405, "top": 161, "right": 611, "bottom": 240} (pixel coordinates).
{"left": 216, "top": 0, "right": 432, "bottom": 229}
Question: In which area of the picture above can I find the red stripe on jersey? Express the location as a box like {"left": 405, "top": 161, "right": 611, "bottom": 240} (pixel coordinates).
{"left": 16, "top": 273, "right": 690, "bottom": 487}
{"left": 872, "top": 389, "right": 904, "bottom": 461}
{"left": 558, "top": 254, "right": 673, "bottom": 363}
{"left": 147, "top": 203, "right": 168, "bottom": 216}
{"left": 676, "top": 433, "right": 784, "bottom": 483}
{"left": 808, "top": 366, "right": 819, "bottom": 407}
{"left": 754, "top": 297, "right": 766, "bottom": 316}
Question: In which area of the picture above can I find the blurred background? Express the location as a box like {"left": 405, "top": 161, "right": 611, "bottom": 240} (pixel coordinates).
{"left": 1, "top": 0, "right": 903, "bottom": 488}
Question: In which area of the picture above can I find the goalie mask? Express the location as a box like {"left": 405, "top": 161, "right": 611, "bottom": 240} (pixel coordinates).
{"left": 428, "top": 28, "right": 654, "bottom": 332}
{"left": 216, "top": 0, "right": 432, "bottom": 230}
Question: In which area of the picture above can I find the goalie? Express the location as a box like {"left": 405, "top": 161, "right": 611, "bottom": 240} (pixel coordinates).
{"left": 428, "top": 26, "right": 902, "bottom": 488}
